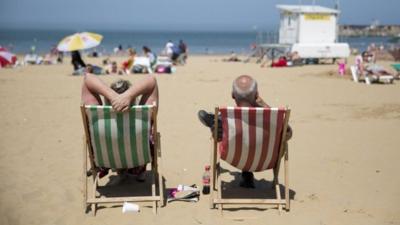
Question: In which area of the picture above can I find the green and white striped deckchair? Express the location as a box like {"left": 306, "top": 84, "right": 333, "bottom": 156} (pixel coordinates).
{"left": 81, "top": 104, "right": 164, "bottom": 215}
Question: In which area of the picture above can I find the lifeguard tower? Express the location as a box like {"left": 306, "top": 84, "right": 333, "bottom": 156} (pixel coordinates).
{"left": 260, "top": 4, "right": 349, "bottom": 61}
{"left": 278, "top": 4, "right": 349, "bottom": 59}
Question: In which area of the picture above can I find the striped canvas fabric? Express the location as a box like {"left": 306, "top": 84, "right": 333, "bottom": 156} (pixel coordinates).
{"left": 219, "top": 107, "right": 286, "bottom": 172}
{"left": 85, "top": 105, "right": 153, "bottom": 169}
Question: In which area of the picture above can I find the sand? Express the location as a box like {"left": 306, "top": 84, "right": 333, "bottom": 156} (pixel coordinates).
{"left": 0, "top": 55, "right": 399, "bottom": 225}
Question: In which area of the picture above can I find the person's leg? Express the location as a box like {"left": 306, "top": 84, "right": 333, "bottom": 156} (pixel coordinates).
{"left": 72, "top": 60, "right": 79, "bottom": 70}
{"left": 78, "top": 58, "right": 86, "bottom": 68}
{"left": 177, "top": 53, "right": 185, "bottom": 65}
{"left": 183, "top": 53, "right": 188, "bottom": 64}
{"left": 377, "top": 69, "right": 392, "bottom": 76}
{"left": 240, "top": 171, "right": 255, "bottom": 188}
{"left": 198, "top": 110, "right": 222, "bottom": 141}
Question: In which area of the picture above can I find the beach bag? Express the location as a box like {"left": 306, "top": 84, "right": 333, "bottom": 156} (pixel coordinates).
{"left": 132, "top": 65, "right": 144, "bottom": 73}
{"left": 156, "top": 65, "right": 171, "bottom": 74}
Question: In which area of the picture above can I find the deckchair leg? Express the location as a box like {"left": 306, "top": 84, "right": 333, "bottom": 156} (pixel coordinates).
{"left": 217, "top": 160, "right": 223, "bottom": 214}
{"left": 209, "top": 138, "right": 216, "bottom": 209}
{"left": 156, "top": 132, "right": 164, "bottom": 207}
{"left": 83, "top": 137, "right": 87, "bottom": 212}
{"left": 284, "top": 151, "right": 290, "bottom": 211}
{"left": 365, "top": 76, "right": 371, "bottom": 85}
{"left": 157, "top": 173, "right": 164, "bottom": 208}
{"left": 212, "top": 107, "right": 219, "bottom": 191}
{"left": 91, "top": 174, "right": 99, "bottom": 216}
{"left": 152, "top": 171, "right": 157, "bottom": 214}
{"left": 209, "top": 171, "right": 215, "bottom": 209}
{"left": 91, "top": 204, "right": 96, "bottom": 216}
{"left": 273, "top": 168, "right": 279, "bottom": 187}
{"left": 275, "top": 184, "right": 282, "bottom": 214}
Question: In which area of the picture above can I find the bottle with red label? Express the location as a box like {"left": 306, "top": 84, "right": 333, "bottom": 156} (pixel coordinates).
{"left": 202, "top": 165, "right": 211, "bottom": 195}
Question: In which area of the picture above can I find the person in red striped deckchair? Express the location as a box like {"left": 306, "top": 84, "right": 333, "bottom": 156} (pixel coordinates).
{"left": 81, "top": 72, "right": 159, "bottom": 182}
{"left": 198, "top": 75, "right": 292, "bottom": 188}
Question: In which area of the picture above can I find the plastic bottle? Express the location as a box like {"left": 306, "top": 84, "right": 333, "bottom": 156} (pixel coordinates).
{"left": 202, "top": 165, "right": 211, "bottom": 195}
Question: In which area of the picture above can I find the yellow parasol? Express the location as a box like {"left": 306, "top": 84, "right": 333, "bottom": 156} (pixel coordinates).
{"left": 57, "top": 32, "right": 103, "bottom": 52}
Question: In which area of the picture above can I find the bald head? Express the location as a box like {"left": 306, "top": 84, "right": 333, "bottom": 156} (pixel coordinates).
{"left": 232, "top": 75, "right": 258, "bottom": 105}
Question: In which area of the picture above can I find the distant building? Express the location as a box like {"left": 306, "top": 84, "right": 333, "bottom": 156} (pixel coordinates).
{"left": 277, "top": 4, "right": 340, "bottom": 44}
{"left": 339, "top": 24, "right": 400, "bottom": 37}
{"left": 276, "top": 4, "right": 349, "bottom": 59}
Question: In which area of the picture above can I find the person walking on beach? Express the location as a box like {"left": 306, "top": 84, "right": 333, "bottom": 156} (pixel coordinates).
{"left": 197, "top": 75, "right": 292, "bottom": 188}
{"left": 164, "top": 40, "right": 174, "bottom": 58}
{"left": 71, "top": 50, "right": 86, "bottom": 71}
{"left": 178, "top": 40, "right": 188, "bottom": 65}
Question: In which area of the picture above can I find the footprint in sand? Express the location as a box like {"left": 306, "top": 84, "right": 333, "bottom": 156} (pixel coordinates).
{"left": 308, "top": 193, "right": 319, "bottom": 201}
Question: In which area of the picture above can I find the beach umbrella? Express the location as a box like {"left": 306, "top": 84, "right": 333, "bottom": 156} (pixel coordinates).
{"left": 57, "top": 32, "right": 103, "bottom": 52}
{"left": 0, "top": 48, "right": 17, "bottom": 67}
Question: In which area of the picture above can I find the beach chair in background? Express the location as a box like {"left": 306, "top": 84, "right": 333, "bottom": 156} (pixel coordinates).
{"left": 210, "top": 107, "right": 291, "bottom": 213}
{"left": 350, "top": 65, "right": 361, "bottom": 83}
{"left": 24, "top": 54, "right": 43, "bottom": 65}
{"left": 155, "top": 56, "right": 173, "bottom": 66}
{"left": 80, "top": 104, "right": 164, "bottom": 215}
{"left": 350, "top": 65, "right": 393, "bottom": 85}
{"left": 391, "top": 64, "right": 400, "bottom": 78}
{"left": 134, "top": 57, "right": 153, "bottom": 73}
{"left": 350, "top": 65, "right": 374, "bottom": 84}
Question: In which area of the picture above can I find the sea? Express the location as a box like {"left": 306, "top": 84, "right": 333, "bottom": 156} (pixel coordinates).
{"left": 0, "top": 29, "right": 396, "bottom": 55}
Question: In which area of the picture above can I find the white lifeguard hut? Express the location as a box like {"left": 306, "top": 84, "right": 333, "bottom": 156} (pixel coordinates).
{"left": 276, "top": 4, "right": 350, "bottom": 60}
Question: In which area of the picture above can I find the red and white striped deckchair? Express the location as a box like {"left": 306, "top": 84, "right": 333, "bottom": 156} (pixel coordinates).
{"left": 210, "top": 106, "right": 291, "bottom": 213}
{"left": 80, "top": 104, "right": 164, "bottom": 215}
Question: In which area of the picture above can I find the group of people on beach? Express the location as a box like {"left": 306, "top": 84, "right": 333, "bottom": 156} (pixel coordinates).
{"left": 72, "top": 46, "right": 157, "bottom": 75}
{"left": 70, "top": 40, "right": 189, "bottom": 75}
{"left": 223, "top": 47, "right": 303, "bottom": 68}
{"left": 163, "top": 40, "right": 188, "bottom": 65}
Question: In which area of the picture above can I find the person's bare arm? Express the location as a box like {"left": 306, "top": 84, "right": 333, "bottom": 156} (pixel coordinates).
{"left": 111, "top": 75, "right": 158, "bottom": 112}
{"left": 82, "top": 73, "right": 119, "bottom": 105}
{"left": 84, "top": 73, "right": 118, "bottom": 101}
{"left": 255, "top": 95, "right": 270, "bottom": 107}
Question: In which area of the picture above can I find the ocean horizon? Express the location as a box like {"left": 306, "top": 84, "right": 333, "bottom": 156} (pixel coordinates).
{"left": 0, "top": 28, "right": 395, "bottom": 55}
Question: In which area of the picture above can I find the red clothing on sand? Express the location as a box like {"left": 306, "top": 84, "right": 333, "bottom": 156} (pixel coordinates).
{"left": 271, "top": 58, "right": 287, "bottom": 67}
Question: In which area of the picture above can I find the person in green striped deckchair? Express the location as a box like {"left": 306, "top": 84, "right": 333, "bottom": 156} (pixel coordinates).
{"left": 82, "top": 72, "right": 159, "bottom": 112}
{"left": 81, "top": 72, "right": 159, "bottom": 182}
{"left": 81, "top": 73, "right": 163, "bottom": 214}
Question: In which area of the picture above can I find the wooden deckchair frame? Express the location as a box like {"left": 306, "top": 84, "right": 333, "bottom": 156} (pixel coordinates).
{"left": 80, "top": 105, "right": 164, "bottom": 215}
{"left": 209, "top": 106, "right": 291, "bottom": 214}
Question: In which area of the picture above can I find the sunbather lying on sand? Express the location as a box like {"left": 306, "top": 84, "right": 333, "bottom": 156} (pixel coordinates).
{"left": 222, "top": 51, "right": 241, "bottom": 62}
{"left": 356, "top": 51, "right": 396, "bottom": 78}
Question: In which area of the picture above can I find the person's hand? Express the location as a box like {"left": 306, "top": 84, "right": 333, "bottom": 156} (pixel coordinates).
{"left": 255, "top": 96, "right": 269, "bottom": 107}
{"left": 285, "top": 126, "right": 293, "bottom": 141}
{"left": 111, "top": 92, "right": 132, "bottom": 112}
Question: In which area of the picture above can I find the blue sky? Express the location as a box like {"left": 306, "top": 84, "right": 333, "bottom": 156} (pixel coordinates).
{"left": 0, "top": 0, "right": 399, "bottom": 31}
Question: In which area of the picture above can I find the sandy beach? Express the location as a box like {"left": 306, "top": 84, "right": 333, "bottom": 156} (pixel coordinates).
{"left": 0, "top": 55, "right": 399, "bottom": 225}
